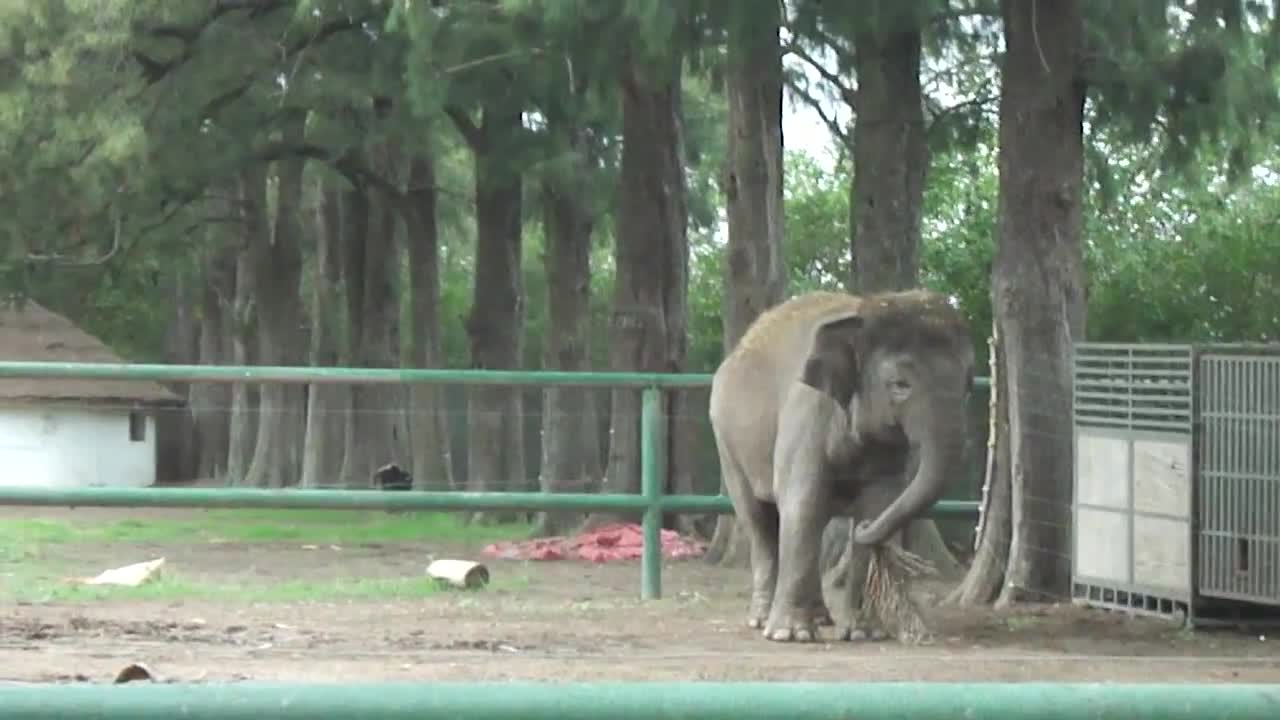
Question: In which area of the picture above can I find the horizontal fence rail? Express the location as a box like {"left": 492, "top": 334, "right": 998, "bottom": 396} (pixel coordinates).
{"left": 0, "top": 361, "right": 982, "bottom": 600}
{"left": 0, "top": 682, "right": 1277, "bottom": 719}
{"left": 0, "top": 361, "right": 993, "bottom": 388}
{"left": 0, "top": 361, "right": 716, "bottom": 388}
{"left": 0, "top": 486, "right": 979, "bottom": 516}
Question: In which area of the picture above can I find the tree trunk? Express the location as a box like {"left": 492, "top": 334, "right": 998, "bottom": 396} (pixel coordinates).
{"left": 945, "top": 325, "right": 1011, "bottom": 605}
{"left": 404, "top": 154, "right": 454, "bottom": 491}
{"left": 849, "top": 25, "right": 928, "bottom": 293}
{"left": 300, "top": 180, "right": 350, "bottom": 489}
{"left": 339, "top": 164, "right": 410, "bottom": 487}
{"left": 226, "top": 245, "right": 257, "bottom": 485}
{"left": 460, "top": 105, "right": 526, "bottom": 523}
{"left": 990, "top": 0, "right": 1086, "bottom": 603}
{"left": 587, "top": 45, "right": 689, "bottom": 529}
{"left": 535, "top": 127, "right": 596, "bottom": 537}
{"left": 821, "top": 18, "right": 961, "bottom": 584}
{"left": 242, "top": 119, "right": 308, "bottom": 488}
{"left": 156, "top": 269, "right": 199, "bottom": 483}
{"left": 337, "top": 182, "right": 369, "bottom": 487}
{"left": 192, "top": 237, "right": 234, "bottom": 481}
{"left": 706, "top": 4, "right": 786, "bottom": 564}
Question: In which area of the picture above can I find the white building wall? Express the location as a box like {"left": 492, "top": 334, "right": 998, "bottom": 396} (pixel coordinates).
{"left": 0, "top": 404, "right": 156, "bottom": 488}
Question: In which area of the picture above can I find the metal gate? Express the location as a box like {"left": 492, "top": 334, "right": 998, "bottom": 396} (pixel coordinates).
{"left": 1196, "top": 350, "right": 1280, "bottom": 606}
{"left": 1071, "top": 344, "right": 1195, "bottom": 620}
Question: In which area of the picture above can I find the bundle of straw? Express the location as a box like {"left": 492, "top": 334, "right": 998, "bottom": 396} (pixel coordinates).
{"left": 858, "top": 542, "right": 938, "bottom": 644}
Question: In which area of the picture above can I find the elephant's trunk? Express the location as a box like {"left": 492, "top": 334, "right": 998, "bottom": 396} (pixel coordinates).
{"left": 852, "top": 414, "right": 963, "bottom": 546}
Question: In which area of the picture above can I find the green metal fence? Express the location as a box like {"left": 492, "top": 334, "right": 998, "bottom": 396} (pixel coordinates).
{"left": 1, "top": 362, "right": 1274, "bottom": 716}
{"left": 1, "top": 681, "right": 1277, "bottom": 719}
{"left": 0, "top": 361, "right": 980, "bottom": 600}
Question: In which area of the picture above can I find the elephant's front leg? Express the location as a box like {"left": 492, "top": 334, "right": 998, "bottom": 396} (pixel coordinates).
{"left": 837, "top": 480, "right": 897, "bottom": 642}
{"left": 763, "top": 497, "right": 829, "bottom": 642}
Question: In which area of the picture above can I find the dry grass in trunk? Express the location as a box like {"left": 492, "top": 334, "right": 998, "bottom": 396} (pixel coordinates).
{"left": 860, "top": 542, "right": 938, "bottom": 644}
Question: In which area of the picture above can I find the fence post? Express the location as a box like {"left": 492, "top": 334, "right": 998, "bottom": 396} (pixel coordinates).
{"left": 640, "top": 386, "right": 664, "bottom": 600}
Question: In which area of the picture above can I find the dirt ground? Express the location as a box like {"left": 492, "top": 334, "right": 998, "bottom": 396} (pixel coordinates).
{"left": 2, "top": 507, "right": 1278, "bottom": 685}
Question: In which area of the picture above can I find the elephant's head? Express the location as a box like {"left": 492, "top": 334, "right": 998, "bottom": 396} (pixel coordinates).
{"left": 800, "top": 291, "right": 975, "bottom": 546}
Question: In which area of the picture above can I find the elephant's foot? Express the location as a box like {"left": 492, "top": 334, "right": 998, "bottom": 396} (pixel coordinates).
{"left": 837, "top": 625, "right": 890, "bottom": 642}
{"left": 746, "top": 595, "right": 772, "bottom": 630}
{"left": 808, "top": 598, "right": 835, "bottom": 627}
{"left": 837, "top": 612, "right": 890, "bottom": 642}
{"left": 762, "top": 605, "right": 825, "bottom": 643}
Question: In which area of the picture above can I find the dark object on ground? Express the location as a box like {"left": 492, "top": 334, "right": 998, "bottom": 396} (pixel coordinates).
{"left": 372, "top": 463, "right": 413, "bottom": 491}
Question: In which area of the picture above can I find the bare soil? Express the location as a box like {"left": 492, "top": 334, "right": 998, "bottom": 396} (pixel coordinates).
{"left": 2, "top": 507, "right": 1278, "bottom": 685}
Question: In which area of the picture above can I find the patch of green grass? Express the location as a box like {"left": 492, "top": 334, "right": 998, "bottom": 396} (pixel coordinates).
{"left": 3, "top": 567, "right": 533, "bottom": 604}
{"left": 0, "top": 509, "right": 534, "bottom": 547}
{"left": 0, "top": 510, "right": 537, "bottom": 604}
{"left": 1003, "top": 615, "right": 1043, "bottom": 632}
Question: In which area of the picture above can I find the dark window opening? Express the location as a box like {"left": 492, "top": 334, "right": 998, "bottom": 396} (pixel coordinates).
{"left": 129, "top": 411, "right": 146, "bottom": 442}
{"left": 1235, "top": 537, "right": 1251, "bottom": 573}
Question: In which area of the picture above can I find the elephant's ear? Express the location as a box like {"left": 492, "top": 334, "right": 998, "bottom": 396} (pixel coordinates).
{"left": 799, "top": 311, "right": 864, "bottom": 405}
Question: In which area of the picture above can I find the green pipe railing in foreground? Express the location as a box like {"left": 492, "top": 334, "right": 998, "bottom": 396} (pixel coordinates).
{"left": 0, "top": 682, "right": 1276, "bottom": 719}
{"left": 0, "top": 361, "right": 985, "bottom": 601}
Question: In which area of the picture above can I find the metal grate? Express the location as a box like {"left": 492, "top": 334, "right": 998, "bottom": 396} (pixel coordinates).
{"left": 1196, "top": 351, "right": 1280, "bottom": 606}
{"left": 1073, "top": 344, "right": 1195, "bottom": 433}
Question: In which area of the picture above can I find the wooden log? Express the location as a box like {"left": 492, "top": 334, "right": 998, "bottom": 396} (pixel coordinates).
{"left": 426, "top": 559, "right": 490, "bottom": 589}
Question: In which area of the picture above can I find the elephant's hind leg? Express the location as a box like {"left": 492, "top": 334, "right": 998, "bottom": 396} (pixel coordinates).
{"left": 716, "top": 443, "right": 779, "bottom": 629}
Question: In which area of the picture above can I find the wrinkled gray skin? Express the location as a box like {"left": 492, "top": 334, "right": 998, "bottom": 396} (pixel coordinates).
{"left": 708, "top": 289, "right": 974, "bottom": 642}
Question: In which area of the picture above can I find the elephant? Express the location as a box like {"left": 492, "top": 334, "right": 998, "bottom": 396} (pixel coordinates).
{"left": 708, "top": 289, "right": 975, "bottom": 642}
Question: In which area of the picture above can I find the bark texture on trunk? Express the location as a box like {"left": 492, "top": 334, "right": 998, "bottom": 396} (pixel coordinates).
{"left": 706, "top": 4, "right": 786, "bottom": 564}
{"left": 590, "top": 45, "right": 689, "bottom": 528}
{"left": 404, "top": 154, "right": 454, "bottom": 491}
{"left": 241, "top": 125, "right": 308, "bottom": 489}
{"left": 226, "top": 246, "right": 257, "bottom": 484}
{"left": 301, "top": 181, "right": 350, "bottom": 489}
{"left": 991, "top": 0, "right": 1087, "bottom": 603}
{"left": 849, "top": 26, "right": 928, "bottom": 293}
{"left": 535, "top": 124, "right": 597, "bottom": 536}
{"left": 459, "top": 104, "right": 526, "bottom": 522}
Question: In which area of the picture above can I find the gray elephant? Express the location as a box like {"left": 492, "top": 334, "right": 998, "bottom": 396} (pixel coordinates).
{"left": 708, "top": 289, "right": 974, "bottom": 642}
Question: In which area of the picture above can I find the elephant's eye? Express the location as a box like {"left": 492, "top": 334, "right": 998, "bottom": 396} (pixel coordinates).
{"left": 890, "top": 379, "right": 911, "bottom": 391}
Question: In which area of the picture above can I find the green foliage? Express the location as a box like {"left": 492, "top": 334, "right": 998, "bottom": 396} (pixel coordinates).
{"left": 0, "top": 0, "right": 149, "bottom": 264}
{"left": 1085, "top": 136, "right": 1280, "bottom": 343}
{"left": 2, "top": 0, "right": 1280, "bottom": 379}
{"left": 1084, "top": 0, "right": 1280, "bottom": 181}
{"left": 782, "top": 151, "right": 852, "bottom": 291}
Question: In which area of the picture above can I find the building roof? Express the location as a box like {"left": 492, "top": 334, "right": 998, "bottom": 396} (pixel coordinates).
{"left": 0, "top": 300, "right": 182, "bottom": 406}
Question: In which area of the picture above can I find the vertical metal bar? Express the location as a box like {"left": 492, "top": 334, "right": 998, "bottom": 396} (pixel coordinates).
{"left": 1234, "top": 357, "right": 1244, "bottom": 596}
{"left": 1188, "top": 347, "right": 1201, "bottom": 626}
{"left": 1228, "top": 356, "right": 1239, "bottom": 597}
{"left": 1268, "top": 358, "right": 1277, "bottom": 600}
{"left": 640, "top": 386, "right": 664, "bottom": 601}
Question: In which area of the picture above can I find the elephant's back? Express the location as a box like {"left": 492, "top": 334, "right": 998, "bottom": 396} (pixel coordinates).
{"left": 711, "top": 292, "right": 865, "bottom": 416}
{"left": 728, "top": 291, "right": 865, "bottom": 371}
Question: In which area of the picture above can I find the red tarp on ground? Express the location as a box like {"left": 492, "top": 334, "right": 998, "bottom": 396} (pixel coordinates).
{"left": 481, "top": 523, "right": 706, "bottom": 563}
